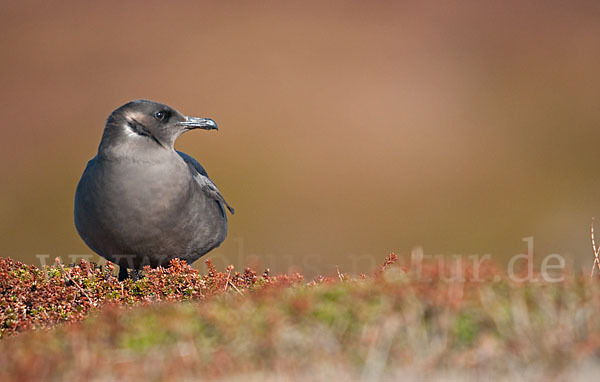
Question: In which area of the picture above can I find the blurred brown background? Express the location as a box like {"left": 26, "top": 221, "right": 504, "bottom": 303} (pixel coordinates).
{"left": 1, "top": 0, "right": 599, "bottom": 277}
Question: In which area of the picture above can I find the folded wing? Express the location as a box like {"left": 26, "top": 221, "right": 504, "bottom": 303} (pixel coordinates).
{"left": 177, "top": 151, "right": 235, "bottom": 215}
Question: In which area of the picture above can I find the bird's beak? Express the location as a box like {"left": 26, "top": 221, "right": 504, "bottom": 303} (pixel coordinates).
{"left": 178, "top": 116, "right": 218, "bottom": 131}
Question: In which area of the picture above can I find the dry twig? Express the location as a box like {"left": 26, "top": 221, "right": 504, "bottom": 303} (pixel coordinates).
{"left": 56, "top": 259, "right": 96, "bottom": 306}
{"left": 591, "top": 218, "right": 600, "bottom": 277}
{"left": 228, "top": 281, "right": 244, "bottom": 296}
{"left": 224, "top": 265, "right": 233, "bottom": 292}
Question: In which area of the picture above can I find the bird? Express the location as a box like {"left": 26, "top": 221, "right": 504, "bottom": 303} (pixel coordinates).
{"left": 74, "top": 100, "right": 234, "bottom": 280}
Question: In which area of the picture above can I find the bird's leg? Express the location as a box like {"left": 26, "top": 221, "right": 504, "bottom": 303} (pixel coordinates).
{"left": 118, "top": 266, "right": 129, "bottom": 281}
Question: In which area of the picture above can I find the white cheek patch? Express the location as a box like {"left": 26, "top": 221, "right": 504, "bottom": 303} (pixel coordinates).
{"left": 123, "top": 111, "right": 148, "bottom": 138}
{"left": 123, "top": 123, "right": 141, "bottom": 138}
{"left": 124, "top": 111, "right": 147, "bottom": 124}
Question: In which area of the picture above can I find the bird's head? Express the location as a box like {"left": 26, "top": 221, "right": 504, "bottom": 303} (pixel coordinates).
{"left": 99, "top": 99, "right": 217, "bottom": 156}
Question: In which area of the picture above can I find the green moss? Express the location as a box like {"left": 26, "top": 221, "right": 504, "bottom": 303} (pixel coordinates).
{"left": 454, "top": 312, "right": 479, "bottom": 347}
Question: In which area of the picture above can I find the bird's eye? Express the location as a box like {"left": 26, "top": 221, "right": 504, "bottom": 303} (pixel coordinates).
{"left": 155, "top": 111, "right": 166, "bottom": 121}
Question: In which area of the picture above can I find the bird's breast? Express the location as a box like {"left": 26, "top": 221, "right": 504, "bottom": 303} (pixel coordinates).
{"left": 87, "top": 159, "right": 194, "bottom": 227}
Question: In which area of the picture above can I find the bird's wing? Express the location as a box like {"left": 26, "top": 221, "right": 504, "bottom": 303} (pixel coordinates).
{"left": 177, "top": 151, "right": 235, "bottom": 215}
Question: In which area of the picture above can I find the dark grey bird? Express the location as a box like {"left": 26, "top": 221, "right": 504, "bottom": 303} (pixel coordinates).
{"left": 74, "top": 100, "right": 234, "bottom": 280}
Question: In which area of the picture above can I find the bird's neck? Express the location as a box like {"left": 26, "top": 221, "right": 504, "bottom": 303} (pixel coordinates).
{"left": 98, "top": 123, "right": 174, "bottom": 162}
